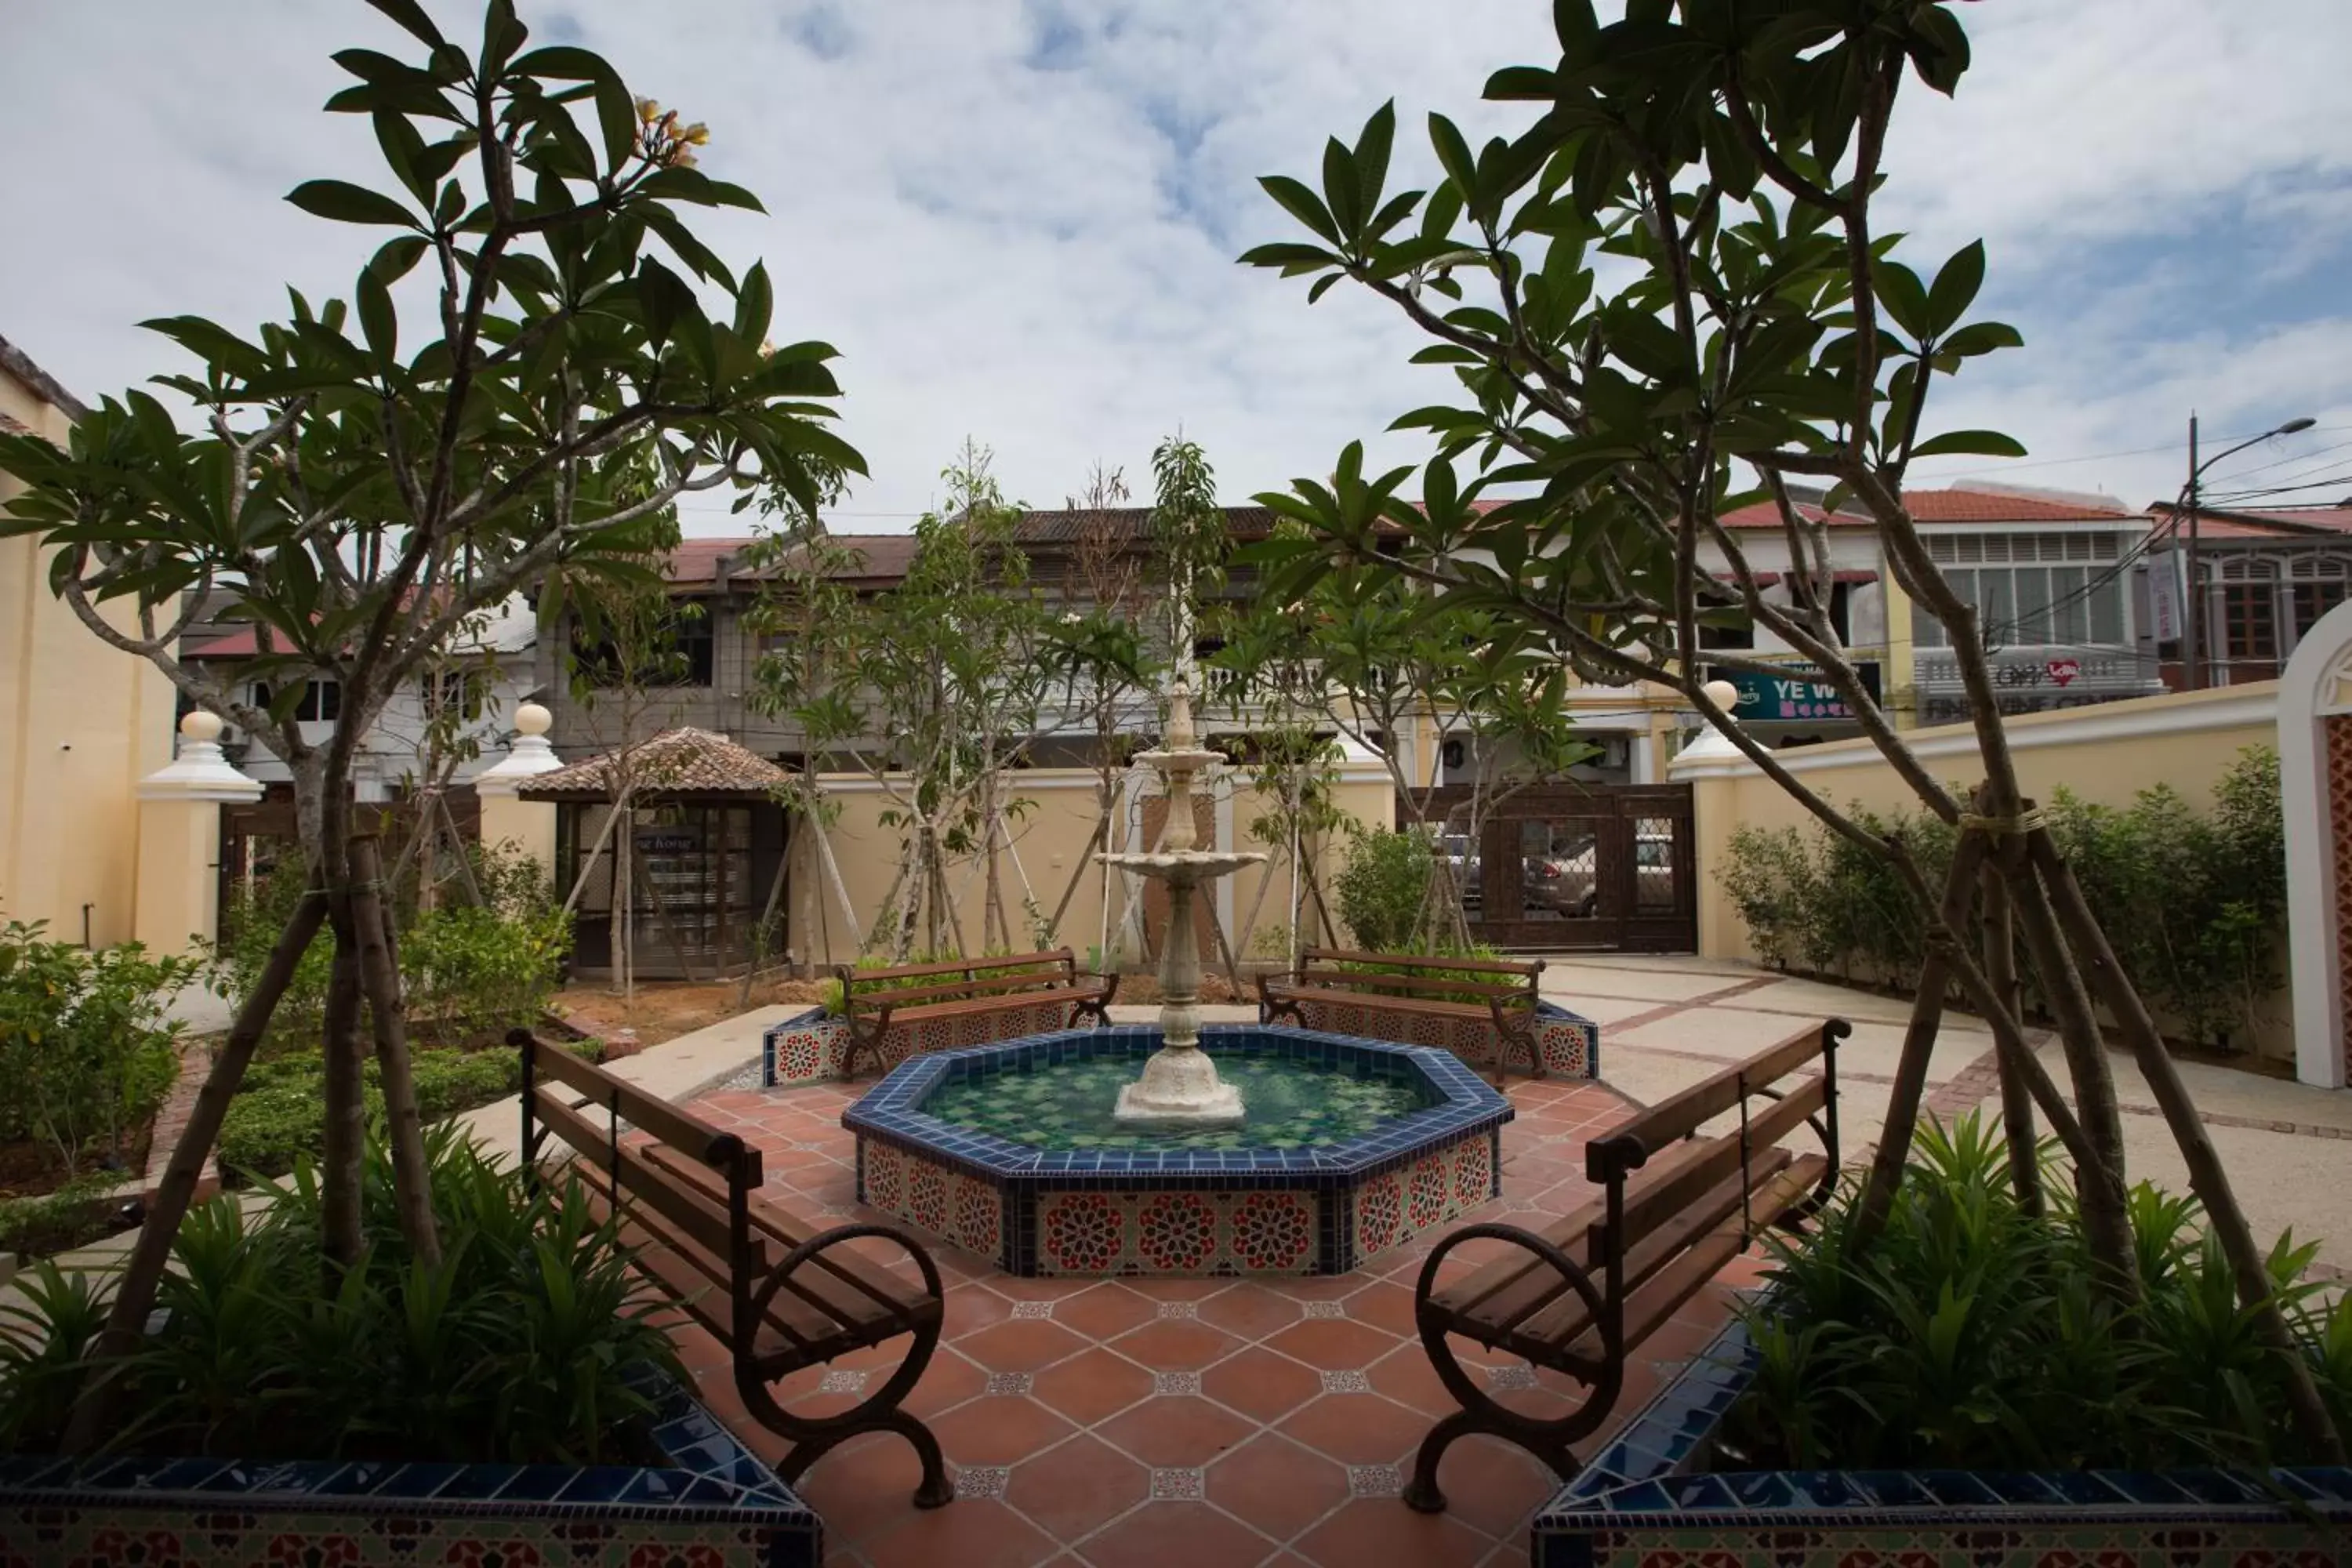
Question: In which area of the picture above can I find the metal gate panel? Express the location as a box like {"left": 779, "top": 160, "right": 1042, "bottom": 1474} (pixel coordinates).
{"left": 1406, "top": 783, "right": 1695, "bottom": 953}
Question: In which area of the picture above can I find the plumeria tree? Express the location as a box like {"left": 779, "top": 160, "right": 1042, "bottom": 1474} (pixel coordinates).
{"left": 0, "top": 0, "right": 859, "bottom": 1443}
{"left": 1239, "top": 0, "right": 2339, "bottom": 1457}
{"left": 751, "top": 445, "right": 1052, "bottom": 960}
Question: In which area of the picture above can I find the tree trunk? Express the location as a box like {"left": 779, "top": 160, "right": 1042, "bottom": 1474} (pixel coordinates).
{"left": 319, "top": 906, "right": 367, "bottom": 1273}
{"left": 1996, "top": 835, "right": 2137, "bottom": 1298}
{"left": 64, "top": 887, "right": 329, "bottom": 1452}
{"left": 1854, "top": 824, "right": 1990, "bottom": 1243}
{"left": 349, "top": 834, "right": 441, "bottom": 1266}
{"left": 1981, "top": 861, "right": 2040, "bottom": 1213}
{"left": 2029, "top": 830, "right": 2346, "bottom": 1462}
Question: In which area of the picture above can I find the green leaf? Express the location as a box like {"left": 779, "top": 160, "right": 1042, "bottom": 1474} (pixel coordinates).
{"left": 1321, "top": 136, "right": 1363, "bottom": 241}
{"left": 1355, "top": 100, "right": 1396, "bottom": 224}
{"left": 733, "top": 260, "right": 773, "bottom": 345}
{"left": 635, "top": 256, "right": 691, "bottom": 347}
{"left": 356, "top": 267, "right": 398, "bottom": 367}
{"left": 1428, "top": 114, "right": 1478, "bottom": 209}
{"left": 365, "top": 0, "right": 447, "bottom": 49}
{"left": 1926, "top": 241, "right": 1985, "bottom": 337}
{"left": 287, "top": 179, "right": 420, "bottom": 229}
{"left": 1307, "top": 272, "right": 1343, "bottom": 304}
{"left": 592, "top": 76, "right": 637, "bottom": 171}
{"left": 372, "top": 110, "right": 433, "bottom": 205}
{"left": 1258, "top": 175, "right": 1341, "bottom": 246}
{"left": 1939, "top": 320, "right": 2024, "bottom": 358}
{"left": 510, "top": 45, "right": 613, "bottom": 82}
{"left": 1909, "top": 429, "right": 2027, "bottom": 459}
{"left": 1236, "top": 241, "right": 1340, "bottom": 275}
{"left": 1871, "top": 259, "right": 1930, "bottom": 340}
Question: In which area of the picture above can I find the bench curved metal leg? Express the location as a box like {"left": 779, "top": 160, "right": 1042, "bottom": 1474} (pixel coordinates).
{"left": 743, "top": 1223, "right": 955, "bottom": 1508}
{"left": 1404, "top": 1222, "right": 1621, "bottom": 1515}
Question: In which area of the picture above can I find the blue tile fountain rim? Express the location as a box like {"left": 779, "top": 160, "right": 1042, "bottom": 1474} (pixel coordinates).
{"left": 1531, "top": 1296, "right": 2352, "bottom": 1537}
{"left": 0, "top": 1363, "right": 818, "bottom": 1530}
{"left": 841, "top": 1023, "right": 1512, "bottom": 1180}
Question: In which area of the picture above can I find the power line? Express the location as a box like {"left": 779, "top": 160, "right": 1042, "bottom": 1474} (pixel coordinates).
{"left": 1922, "top": 423, "right": 2352, "bottom": 481}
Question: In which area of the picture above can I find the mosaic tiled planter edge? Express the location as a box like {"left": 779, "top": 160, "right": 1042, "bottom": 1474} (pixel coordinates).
{"left": 762, "top": 998, "right": 1602, "bottom": 1089}
{"left": 0, "top": 1368, "right": 820, "bottom": 1567}
{"left": 1278, "top": 995, "right": 1600, "bottom": 1080}
{"left": 1530, "top": 1305, "right": 2352, "bottom": 1568}
{"left": 842, "top": 1025, "right": 1514, "bottom": 1276}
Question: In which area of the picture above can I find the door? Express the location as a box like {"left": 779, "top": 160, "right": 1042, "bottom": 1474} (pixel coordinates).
{"left": 1409, "top": 783, "right": 1695, "bottom": 952}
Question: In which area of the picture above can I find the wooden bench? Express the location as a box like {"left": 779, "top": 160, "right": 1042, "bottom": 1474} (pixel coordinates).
{"left": 1258, "top": 947, "right": 1546, "bottom": 1074}
{"left": 512, "top": 1029, "right": 953, "bottom": 1508}
{"left": 1400, "top": 1016, "right": 1849, "bottom": 1513}
{"left": 835, "top": 947, "right": 1116, "bottom": 1079}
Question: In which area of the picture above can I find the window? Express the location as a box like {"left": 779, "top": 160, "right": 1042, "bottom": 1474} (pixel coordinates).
{"left": 1697, "top": 615, "right": 1754, "bottom": 650}
{"left": 572, "top": 607, "right": 715, "bottom": 688}
{"left": 1915, "top": 532, "right": 2129, "bottom": 649}
{"left": 418, "top": 669, "right": 489, "bottom": 720}
{"left": 2292, "top": 566, "right": 2348, "bottom": 640}
{"left": 251, "top": 680, "right": 341, "bottom": 721}
{"left": 2220, "top": 560, "right": 2280, "bottom": 666}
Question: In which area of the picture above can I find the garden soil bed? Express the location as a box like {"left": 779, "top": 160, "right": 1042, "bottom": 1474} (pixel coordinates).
{"left": 550, "top": 975, "right": 828, "bottom": 1045}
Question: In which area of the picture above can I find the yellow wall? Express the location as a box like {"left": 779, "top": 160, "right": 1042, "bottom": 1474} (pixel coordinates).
{"left": 0, "top": 372, "right": 176, "bottom": 947}
{"left": 786, "top": 765, "right": 1396, "bottom": 971}
{"left": 1675, "top": 683, "right": 2288, "bottom": 1057}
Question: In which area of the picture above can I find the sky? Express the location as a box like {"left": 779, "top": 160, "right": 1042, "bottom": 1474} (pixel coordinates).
{"left": 2, "top": 0, "right": 2348, "bottom": 533}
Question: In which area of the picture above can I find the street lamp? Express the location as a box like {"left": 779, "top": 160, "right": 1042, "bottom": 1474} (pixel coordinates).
{"left": 2183, "top": 413, "right": 2316, "bottom": 689}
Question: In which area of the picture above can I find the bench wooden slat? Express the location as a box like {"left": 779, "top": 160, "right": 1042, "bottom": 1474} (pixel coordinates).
{"left": 522, "top": 1036, "right": 753, "bottom": 1176}
{"left": 1613, "top": 1074, "right": 1827, "bottom": 1251}
{"left": 572, "top": 1164, "right": 851, "bottom": 1356}
{"left": 1427, "top": 1129, "right": 1737, "bottom": 1321}
{"left": 1274, "top": 971, "right": 1537, "bottom": 1002}
{"left": 862, "top": 971, "right": 1083, "bottom": 1009}
{"left": 639, "top": 1142, "right": 931, "bottom": 1331}
{"left": 1496, "top": 1149, "right": 1795, "bottom": 1355}
{"left": 1301, "top": 946, "right": 1542, "bottom": 978}
{"left": 1272, "top": 983, "right": 1531, "bottom": 1014}
{"left": 1563, "top": 1154, "right": 1828, "bottom": 1366}
{"left": 846, "top": 949, "right": 1076, "bottom": 985}
{"left": 535, "top": 1087, "right": 748, "bottom": 1265}
{"left": 1614, "top": 1021, "right": 1835, "bottom": 1156}
{"left": 1401, "top": 1015, "right": 1845, "bottom": 1518}
{"left": 877, "top": 979, "right": 1107, "bottom": 1019}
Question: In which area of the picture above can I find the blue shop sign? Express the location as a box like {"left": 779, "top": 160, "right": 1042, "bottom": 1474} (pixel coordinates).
{"left": 1709, "top": 661, "right": 1881, "bottom": 723}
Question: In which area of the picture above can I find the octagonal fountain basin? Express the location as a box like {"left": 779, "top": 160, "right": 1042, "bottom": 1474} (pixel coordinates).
{"left": 842, "top": 1025, "right": 1512, "bottom": 1277}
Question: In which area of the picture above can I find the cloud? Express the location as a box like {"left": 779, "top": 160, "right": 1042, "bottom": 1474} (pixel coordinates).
{"left": 2, "top": 1, "right": 2344, "bottom": 528}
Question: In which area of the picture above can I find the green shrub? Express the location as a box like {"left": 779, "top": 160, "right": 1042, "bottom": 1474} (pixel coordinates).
{"left": 0, "top": 922, "right": 196, "bottom": 1177}
{"left": 0, "top": 1125, "right": 680, "bottom": 1464}
{"left": 216, "top": 1044, "right": 561, "bottom": 1181}
{"left": 210, "top": 842, "right": 569, "bottom": 1051}
{"left": 1720, "top": 1112, "right": 2349, "bottom": 1471}
{"left": 1715, "top": 747, "right": 2286, "bottom": 1047}
{"left": 1334, "top": 827, "right": 1434, "bottom": 951}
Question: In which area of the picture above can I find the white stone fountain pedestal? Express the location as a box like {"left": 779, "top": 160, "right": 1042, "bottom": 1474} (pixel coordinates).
{"left": 1097, "top": 675, "right": 1265, "bottom": 1126}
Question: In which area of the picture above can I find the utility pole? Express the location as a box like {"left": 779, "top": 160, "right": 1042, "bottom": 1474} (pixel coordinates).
{"left": 2185, "top": 413, "right": 2202, "bottom": 690}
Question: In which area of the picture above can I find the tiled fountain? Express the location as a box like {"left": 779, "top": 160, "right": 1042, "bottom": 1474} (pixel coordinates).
{"left": 844, "top": 674, "right": 1512, "bottom": 1276}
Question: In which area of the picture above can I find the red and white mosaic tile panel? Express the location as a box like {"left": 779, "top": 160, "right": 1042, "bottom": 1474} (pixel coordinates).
{"left": 861, "top": 1128, "right": 1501, "bottom": 1277}
{"left": 1286, "top": 996, "right": 1595, "bottom": 1078}
{"left": 765, "top": 1000, "right": 1084, "bottom": 1088}
{"left": 2329, "top": 713, "right": 2352, "bottom": 1085}
{"left": 1033, "top": 1188, "right": 1324, "bottom": 1276}
{"left": 1349, "top": 1131, "right": 1497, "bottom": 1263}
{"left": 0, "top": 1511, "right": 807, "bottom": 1566}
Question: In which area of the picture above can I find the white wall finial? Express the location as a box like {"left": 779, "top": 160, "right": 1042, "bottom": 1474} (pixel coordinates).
{"left": 141, "top": 710, "right": 262, "bottom": 802}
{"left": 476, "top": 701, "right": 563, "bottom": 796}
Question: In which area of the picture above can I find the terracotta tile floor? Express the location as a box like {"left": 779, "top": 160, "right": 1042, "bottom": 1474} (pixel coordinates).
{"left": 672, "top": 1075, "right": 1761, "bottom": 1568}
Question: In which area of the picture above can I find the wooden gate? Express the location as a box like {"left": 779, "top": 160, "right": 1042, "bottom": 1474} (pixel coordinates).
{"left": 1409, "top": 782, "right": 1696, "bottom": 953}
{"left": 217, "top": 785, "right": 481, "bottom": 929}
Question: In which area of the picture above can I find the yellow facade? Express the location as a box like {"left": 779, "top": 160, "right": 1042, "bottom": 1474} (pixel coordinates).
{"left": 782, "top": 764, "right": 1397, "bottom": 971}
{"left": 1, "top": 364, "right": 178, "bottom": 947}
{"left": 1673, "top": 684, "right": 2288, "bottom": 1059}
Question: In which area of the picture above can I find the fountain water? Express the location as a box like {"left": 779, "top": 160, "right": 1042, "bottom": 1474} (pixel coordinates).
{"left": 1096, "top": 675, "right": 1264, "bottom": 1123}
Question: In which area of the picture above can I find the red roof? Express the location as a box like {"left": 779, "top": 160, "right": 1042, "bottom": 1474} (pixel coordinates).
{"left": 1719, "top": 486, "right": 2133, "bottom": 530}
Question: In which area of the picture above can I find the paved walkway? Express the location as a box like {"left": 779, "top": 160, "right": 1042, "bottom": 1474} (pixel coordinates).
{"left": 1537, "top": 953, "right": 2352, "bottom": 1276}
